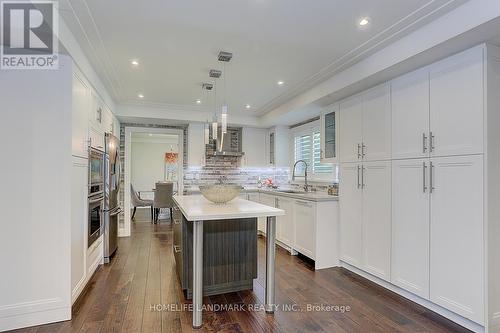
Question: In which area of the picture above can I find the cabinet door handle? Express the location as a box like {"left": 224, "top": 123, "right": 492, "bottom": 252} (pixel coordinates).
{"left": 357, "top": 165, "right": 361, "bottom": 189}
{"left": 357, "top": 144, "right": 361, "bottom": 159}
{"left": 361, "top": 165, "right": 365, "bottom": 189}
{"left": 430, "top": 132, "right": 435, "bottom": 153}
{"left": 422, "top": 162, "right": 428, "bottom": 193}
{"left": 422, "top": 133, "right": 428, "bottom": 154}
{"left": 362, "top": 143, "right": 366, "bottom": 158}
{"left": 430, "top": 161, "right": 435, "bottom": 193}
{"left": 173, "top": 245, "right": 181, "bottom": 253}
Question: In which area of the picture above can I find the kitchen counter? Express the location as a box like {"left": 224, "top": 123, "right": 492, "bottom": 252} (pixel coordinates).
{"left": 172, "top": 194, "right": 284, "bottom": 328}
{"left": 184, "top": 187, "right": 338, "bottom": 202}
{"left": 173, "top": 194, "right": 284, "bottom": 221}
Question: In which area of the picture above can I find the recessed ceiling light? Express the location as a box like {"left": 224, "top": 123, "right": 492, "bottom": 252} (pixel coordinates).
{"left": 358, "top": 17, "right": 369, "bottom": 26}
{"left": 148, "top": 133, "right": 153, "bottom": 137}
{"left": 138, "top": 93, "right": 144, "bottom": 99}
{"left": 131, "top": 60, "right": 139, "bottom": 66}
{"left": 245, "top": 104, "right": 251, "bottom": 109}
{"left": 196, "top": 99, "right": 201, "bottom": 104}
{"left": 277, "top": 81, "right": 284, "bottom": 86}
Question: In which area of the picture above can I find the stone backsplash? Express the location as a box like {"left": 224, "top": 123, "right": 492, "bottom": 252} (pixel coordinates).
{"left": 183, "top": 164, "right": 290, "bottom": 192}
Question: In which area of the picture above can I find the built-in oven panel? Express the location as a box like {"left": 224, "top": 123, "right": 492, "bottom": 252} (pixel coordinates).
{"left": 88, "top": 195, "right": 103, "bottom": 248}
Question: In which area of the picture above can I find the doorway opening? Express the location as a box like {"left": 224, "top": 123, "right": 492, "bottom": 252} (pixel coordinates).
{"left": 123, "top": 127, "right": 183, "bottom": 236}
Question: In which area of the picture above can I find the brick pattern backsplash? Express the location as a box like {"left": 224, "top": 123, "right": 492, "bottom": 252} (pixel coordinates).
{"left": 183, "top": 165, "right": 290, "bottom": 192}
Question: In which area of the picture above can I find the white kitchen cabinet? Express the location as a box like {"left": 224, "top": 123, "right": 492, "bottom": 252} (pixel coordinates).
{"left": 429, "top": 47, "right": 484, "bottom": 157}
{"left": 339, "top": 84, "right": 390, "bottom": 163}
{"left": 362, "top": 85, "right": 391, "bottom": 161}
{"left": 293, "top": 200, "right": 316, "bottom": 259}
{"left": 71, "top": 156, "right": 88, "bottom": 303}
{"left": 113, "top": 115, "right": 120, "bottom": 138}
{"left": 430, "top": 155, "right": 484, "bottom": 323}
{"left": 188, "top": 123, "right": 206, "bottom": 167}
{"left": 89, "top": 124, "right": 105, "bottom": 150}
{"left": 320, "top": 104, "right": 339, "bottom": 163}
{"left": 391, "top": 68, "right": 430, "bottom": 160}
{"left": 259, "top": 194, "right": 276, "bottom": 234}
{"left": 72, "top": 72, "right": 90, "bottom": 158}
{"left": 276, "top": 196, "right": 294, "bottom": 248}
{"left": 267, "top": 126, "right": 290, "bottom": 167}
{"left": 242, "top": 127, "right": 267, "bottom": 167}
{"left": 391, "top": 159, "right": 430, "bottom": 299}
{"left": 362, "top": 161, "right": 391, "bottom": 281}
{"left": 339, "top": 163, "right": 363, "bottom": 267}
{"left": 102, "top": 106, "right": 114, "bottom": 134}
{"left": 339, "top": 95, "right": 363, "bottom": 163}
{"left": 90, "top": 91, "right": 103, "bottom": 128}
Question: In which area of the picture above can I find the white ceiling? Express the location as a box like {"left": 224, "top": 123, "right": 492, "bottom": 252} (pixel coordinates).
{"left": 60, "top": 0, "right": 465, "bottom": 117}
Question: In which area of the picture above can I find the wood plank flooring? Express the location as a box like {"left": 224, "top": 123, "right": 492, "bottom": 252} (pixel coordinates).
{"left": 9, "top": 209, "right": 471, "bottom": 333}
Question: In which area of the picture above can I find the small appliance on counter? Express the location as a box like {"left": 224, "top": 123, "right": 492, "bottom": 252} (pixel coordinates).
{"left": 103, "top": 133, "right": 122, "bottom": 263}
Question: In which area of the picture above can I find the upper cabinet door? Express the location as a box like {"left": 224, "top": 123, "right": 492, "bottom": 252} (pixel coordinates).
{"left": 242, "top": 127, "right": 267, "bottom": 167}
{"left": 362, "top": 84, "right": 391, "bottom": 161}
{"left": 429, "top": 47, "right": 484, "bottom": 157}
{"left": 430, "top": 155, "right": 484, "bottom": 324}
{"left": 392, "top": 69, "right": 430, "bottom": 159}
{"left": 320, "top": 105, "right": 339, "bottom": 163}
{"left": 339, "top": 95, "right": 363, "bottom": 163}
{"left": 72, "top": 72, "right": 90, "bottom": 158}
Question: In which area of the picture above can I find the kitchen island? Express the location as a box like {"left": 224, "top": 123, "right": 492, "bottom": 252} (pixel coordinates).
{"left": 172, "top": 195, "right": 284, "bottom": 329}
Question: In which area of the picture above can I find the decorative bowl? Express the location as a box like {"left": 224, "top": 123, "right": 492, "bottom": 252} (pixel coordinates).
{"left": 199, "top": 184, "right": 243, "bottom": 204}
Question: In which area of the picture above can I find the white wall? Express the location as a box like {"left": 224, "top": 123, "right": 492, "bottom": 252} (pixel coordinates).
{"left": 131, "top": 140, "right": 179, "bottom": 193}
{"left": 0, "top": 56, "right": 73, "bottom": 331}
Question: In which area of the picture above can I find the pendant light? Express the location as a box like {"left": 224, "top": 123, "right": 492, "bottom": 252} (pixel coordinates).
{"left": 221, "top": 62, "right": 228, "bottom": 134}
{"left": 204, "top": 121, "right": 210, "bottom": 144}
{"left": 212, "top": 80, "right": 218, "bottom": 142}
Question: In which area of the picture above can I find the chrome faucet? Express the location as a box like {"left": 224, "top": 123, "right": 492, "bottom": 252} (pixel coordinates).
{"left": 292, "top": 160, "right": 310, "bottom": 192}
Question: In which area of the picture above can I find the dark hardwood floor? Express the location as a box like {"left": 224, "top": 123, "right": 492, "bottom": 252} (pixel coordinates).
{"left": 9, "top": 209, "right": 471, "bottom": 333}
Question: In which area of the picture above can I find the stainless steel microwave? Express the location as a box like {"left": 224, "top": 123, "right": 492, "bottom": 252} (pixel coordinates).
{"left": 89, "top": 148, "right": 104, "bottom": 196}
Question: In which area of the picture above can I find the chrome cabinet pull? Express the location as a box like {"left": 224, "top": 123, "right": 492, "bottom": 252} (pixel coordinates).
{"left": 362, "top": 143, "right": 366, "bottom": 158}
{"left": 422, "top": 162, "right": 428, "bottom": 193}
{"left": 422, "top": 133, "right": 428, "bottom": 153}
{"left": 173, "top": 245, "right": 181, "bottom": 253}
{"left": 430, "top": 161, "right": 435, "bottom": 193}
{"left": 361, "top": 165, "right": 365, "bottom": 189}
{"left": 357, "top": 165, "right": 361, "bottom": 189}
{"left": 357, "top": 144, "right": 361, "bottom": 159}
{"left": 430, "top": 132, "right": 435, "bottom": 153}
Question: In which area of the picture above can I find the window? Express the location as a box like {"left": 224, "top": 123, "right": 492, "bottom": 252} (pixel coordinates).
{"left": 292, "top": 123, "right": 335, "bottom": 181}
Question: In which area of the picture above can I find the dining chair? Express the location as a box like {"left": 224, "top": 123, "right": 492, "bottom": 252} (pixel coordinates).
{"left": 130, "top": 184, "right": 154, "bottom": 221}
{"left": 153, "top": 182, "right": 174, "bottom": 223}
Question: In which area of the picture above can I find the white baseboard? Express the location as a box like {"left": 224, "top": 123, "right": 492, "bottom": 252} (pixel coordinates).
{"left": 0, "top": 301, "right": 70, "bottom": 332}
{"left": 341, "top": 261, "right": 485, "bottom": 333}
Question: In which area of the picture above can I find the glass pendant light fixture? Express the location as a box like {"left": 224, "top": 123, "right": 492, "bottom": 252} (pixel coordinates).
{"left": 221, "top": 62, "right": 228, "bottom": 134}
{"left": 212, "top": 80, "right": 218, "bottom": 142}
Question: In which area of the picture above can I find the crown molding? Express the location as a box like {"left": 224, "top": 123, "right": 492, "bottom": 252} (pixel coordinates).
{"left": 255, "top": 0, "right": 466, "bottom": 116}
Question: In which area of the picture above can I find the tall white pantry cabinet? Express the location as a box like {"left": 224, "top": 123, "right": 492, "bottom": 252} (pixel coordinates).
{"left": 338, "top": 44, "right": 500, "bottom": 333}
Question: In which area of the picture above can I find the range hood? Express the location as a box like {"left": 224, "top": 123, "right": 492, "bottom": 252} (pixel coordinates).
{"left": 212, "top": 127, "right": 244, "bottom": 157}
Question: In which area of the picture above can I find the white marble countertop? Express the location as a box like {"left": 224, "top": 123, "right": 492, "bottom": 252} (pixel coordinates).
{"left": 173, "top": 195, "right": 285, "bottom": 221}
